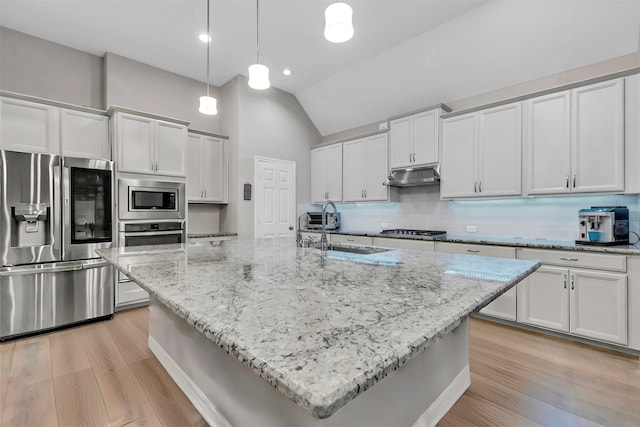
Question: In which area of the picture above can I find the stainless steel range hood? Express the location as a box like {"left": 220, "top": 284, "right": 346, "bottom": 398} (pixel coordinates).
{"left": 383, "top": 165, "right": 440, "bottom": 187}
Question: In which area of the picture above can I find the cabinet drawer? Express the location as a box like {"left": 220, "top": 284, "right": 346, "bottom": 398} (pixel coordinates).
{"left": 331, "top": 234, "right": 373, "bottom": 245}
{"left": 518, "top": 248, "right": 626, "bottom": 272}
{"left": 372, "top": 237, "right": 434, "bottom": 251}
{"left": 117, "top": 280, "right": 150, "bottom": 305}
{"left": 436, "top": 242, "right": 515, "bottom": 258}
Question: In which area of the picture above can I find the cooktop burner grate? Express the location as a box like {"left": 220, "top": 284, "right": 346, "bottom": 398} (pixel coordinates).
{"left": 380, "top": 229, "right": 446, "bottom": 237}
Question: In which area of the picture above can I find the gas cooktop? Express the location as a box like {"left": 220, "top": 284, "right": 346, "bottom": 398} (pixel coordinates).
{"left": 380, "top": 229, "right": 447, "bottom": 237}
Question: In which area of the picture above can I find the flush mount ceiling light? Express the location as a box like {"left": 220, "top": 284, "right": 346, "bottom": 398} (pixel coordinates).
{"left": 199, "top": 0, "right": 217, "bottom": 115}
{"left": 248, "top": 0, "right": 270, "bottom": 90}
{"left": 324, "top": 1, "right": 354, "bottom": 43}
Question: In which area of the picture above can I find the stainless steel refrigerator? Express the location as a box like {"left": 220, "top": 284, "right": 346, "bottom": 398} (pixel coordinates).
{"left": 1, "top": 150, "right": 115, "bottom": 341}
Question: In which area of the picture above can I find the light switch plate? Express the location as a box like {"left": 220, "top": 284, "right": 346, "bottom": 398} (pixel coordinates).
{"left": 465, "top": 225, "right": 477, "bottom": 233}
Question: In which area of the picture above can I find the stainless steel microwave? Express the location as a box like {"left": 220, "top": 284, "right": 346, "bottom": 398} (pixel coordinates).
{"left": 118, "top": 178, "right": 185, "bottom": 220}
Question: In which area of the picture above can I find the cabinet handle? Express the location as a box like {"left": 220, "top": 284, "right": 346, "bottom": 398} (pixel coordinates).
{"left": 204, "top": 189, "right": 207, "bottom": 198}
{"left": 466, "top": 249, "right": 481, "bottom": 253}
{"left": 474, "top": 182, "right": 477, "bottom": 193}
{"left": 364, "top": 189, "right": 367, "bottom": 198}
{"left": 563, "top": 274, "right": 567, "bottom": 289}
{"left": 570, "top": 275, "right": 575, "bottom": 290}
{"left": 478, "top": 181, "right": 482, "bottom": 193}
{"left": 151, "top": 160, "right": 154, "bottom": 171}
{"left": 409, "top": 153, "right": 412, "bottom": 163}
{"left": 572, "top": 175, "right": 576, "bottom": 188}
{"left": 412, "top": 153, "right": 415, "bottom": 162}
{"left": 565, "top": 175, "right": 569, "bottom": 188}
{"left": 559, "top": 257, "right": 579, "bottom": 262}
{"left": 155, "top": 160, "right": 159, "bottom": 171}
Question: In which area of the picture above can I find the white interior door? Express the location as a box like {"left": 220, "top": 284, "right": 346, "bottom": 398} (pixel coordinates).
{"left": 255, "top": 157, "right": 296, "bottom": 239}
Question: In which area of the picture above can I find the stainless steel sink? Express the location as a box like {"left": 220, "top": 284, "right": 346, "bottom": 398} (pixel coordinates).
{"left": 327, "top": 245, "right": 391, "bottom": 255}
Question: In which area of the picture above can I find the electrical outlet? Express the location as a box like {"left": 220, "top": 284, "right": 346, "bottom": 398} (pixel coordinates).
{"left": 465, "top": 225, "right": 477, "bottom": 233}
{"left": 381, "top": 222, "right": 389, "bottom": 229}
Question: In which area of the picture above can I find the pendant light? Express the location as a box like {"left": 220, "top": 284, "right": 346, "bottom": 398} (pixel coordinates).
{"left": 199, "top": 0, "right": 218, "bottom": 115}
{"left": 324, "top": 1, "right": 354, "bottom": 43}
{"left": 248, "top": 0, "right": 270, "bottom": 90}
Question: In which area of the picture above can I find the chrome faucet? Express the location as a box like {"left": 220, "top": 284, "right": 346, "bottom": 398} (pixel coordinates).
{"left": 321, "top": 200, "right": 337, "bottom": 251}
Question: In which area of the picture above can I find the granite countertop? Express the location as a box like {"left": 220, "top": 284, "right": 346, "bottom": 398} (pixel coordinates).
{"left": 187, "top": 232, "right": 238, "bottom": 239}
{"left": 97, "top": 238, "right": 539, "bottom": 419}
{"left": 304, "top": 229, "right": 640, "bottom": 254}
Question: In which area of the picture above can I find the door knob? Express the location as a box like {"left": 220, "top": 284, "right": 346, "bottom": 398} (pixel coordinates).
{"left": 289, "top": 226, "right": 294, "bottom": 230}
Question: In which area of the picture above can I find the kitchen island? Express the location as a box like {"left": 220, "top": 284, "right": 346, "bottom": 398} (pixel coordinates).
{"left": 97, "top": 238, "right": 540, "bottom": 426}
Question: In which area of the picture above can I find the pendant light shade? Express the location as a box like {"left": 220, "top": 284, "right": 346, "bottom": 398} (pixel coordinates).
{"left": 199, "top": 95, "right": 218, "bottom": 115}
{"left": 248, "top": 0, "right": 270, "bottom": 90}
{"left": 248, "top": 63, "right": 270, "bottom": 90}
{"left": 324, "top": 2, "right": 354, "bottom": 43}
{"left": 199, "top": 0, "right": 218, "bottom": 115}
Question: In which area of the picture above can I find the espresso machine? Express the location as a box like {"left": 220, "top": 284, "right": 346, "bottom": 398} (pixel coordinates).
{"left": 576, "top": 206, "right": 629, "bottom": 246}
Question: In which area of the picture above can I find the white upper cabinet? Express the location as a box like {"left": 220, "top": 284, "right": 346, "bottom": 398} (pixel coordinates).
{"left": 343, "top": 133, "right": 389, "bottom": 202}
{"left": 525, "top": 78, "right": 624, "bottom": 195}
{"left": 0, "top": 97, "right": 60, "bottom": 154}
{"left": 625, "top": 74, "right": 640, "bottom": 194}
{"left": 155, "top": 120, "right": 187, "bottom": 176}
{"left": 60, "top": 109, "right": 109, "bottom": 160}
{"left": 389, "top": 108, "right": 440, "bottom": 169}
{"left": 311, "top": 144, "right": 342, "bottom": 203}
{"left": 441, "top": 102, "right": 522, "bottom": 199}
{"left": 114, "top": 112, "right": 187, "bottom": 177}
{"left": 187, "top": 132, "right": 228, "bottom": 203}
{"left": 571, "top": 79, "right": 624, "bottom": 193}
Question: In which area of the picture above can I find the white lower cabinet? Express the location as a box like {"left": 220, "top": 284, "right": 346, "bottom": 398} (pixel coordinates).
{"left": 116, "top": 280, "right": 149, "bottom": 309}
{"left": 517, "top": 249, "right": 628, "bottom": 345}
{"left": 372, "top": 237, "right": 434, "bottom": 251}
{"left": 435, "top": 242, "right": 517, "bottom": 321}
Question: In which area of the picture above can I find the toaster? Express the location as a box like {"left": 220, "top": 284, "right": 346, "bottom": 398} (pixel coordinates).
{"left": 306, "top": 212, "right": 340, "bottom": 230}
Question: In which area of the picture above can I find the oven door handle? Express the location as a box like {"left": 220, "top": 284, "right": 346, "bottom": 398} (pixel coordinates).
{"left": 121, "top": 230, "right": 184, "bottom": 237}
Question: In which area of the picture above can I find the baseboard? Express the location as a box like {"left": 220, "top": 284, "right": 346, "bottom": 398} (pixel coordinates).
{"left": 412, "top": 364, "right": 471, "bottom": 427}
{"left": 148, "top": 336, "right": 232, "bottom": 427}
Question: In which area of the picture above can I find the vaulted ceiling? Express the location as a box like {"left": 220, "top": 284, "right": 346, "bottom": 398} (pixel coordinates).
{"left": 1, "top": 0, "right": 639, "bottom": 136}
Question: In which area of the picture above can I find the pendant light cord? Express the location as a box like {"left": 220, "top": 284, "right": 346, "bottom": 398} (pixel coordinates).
{"left": 206, "top": 0, "right": 211, "bottom": 97}
{"left": 256, "top": 0, "right": 260, "bottom": 64}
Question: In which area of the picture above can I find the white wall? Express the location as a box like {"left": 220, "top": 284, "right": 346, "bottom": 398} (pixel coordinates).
{"left": 104, "top": 52, "right": 221, "bottom": 134}
{"left": 331, "top": 189, "right": 640, "bottom": 242}
{"left": 221, "top": 75, "right": 321, "bottom": 238}
{"left": 0, "top": 27, "right": 103, "bottom": 108}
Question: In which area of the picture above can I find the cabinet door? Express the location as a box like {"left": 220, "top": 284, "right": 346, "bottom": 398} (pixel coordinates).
{"left": 155, "top": 120, "right": 186, "bottom": 176}
{"left": 478, "top": 102, "right": 522, "bottom": 197}
{"left": 326, "top": 144, "right": 343, "bottom": 201}
{"left": 389, "top": 116, "right": 412, "bottom": 168}
{"left": 571, "top": 79, "right": 625, "bottom": 193}
{"left": 517, "top": 266, "right": 569, "bottom": 332}
{"left": 311, "top": 147, "right": 328, "bottom": 203}
{"left": 524, "top": 91, "right": 571, "bottom": 195}
{"left": 186, "top": 134, "right": 203, "bottom": 201}
{"left": 202, "top": 137, "right": 227, "bottom": 202}
{"left": 364, "top": 134, "right": 389, "bottom": 201}
{"left": 413, "top": 109, "right": 439, "bottom": 166}
{"left": 569, "top": 269, "right": 627, "bottom": 345}
{"left": 342, "top": 139, "right": 366, "bottom": 202}
{"left": 0, "top": 97, "right": 60, "bottom": 154}
{"left": 116, "top": 113, "right": 154, "bottom": 174}
{"left": 60, "top": 109, "right": 109, "bottom": 160}
{"left": 441, "top": 113, "right": 476, "bottom": 198}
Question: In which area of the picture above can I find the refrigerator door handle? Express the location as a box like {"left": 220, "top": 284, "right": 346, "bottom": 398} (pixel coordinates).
{"left": 53, "top": 165, "right": 62, "bottom": 253}
{"left": 80, "top": 259, "right": 111, "bottom": 270}
{"left": 61, "top": 165, "right": 71, "bottom": 259}
{"left": 0, "top": 261, "right": 84, "bottom": 277}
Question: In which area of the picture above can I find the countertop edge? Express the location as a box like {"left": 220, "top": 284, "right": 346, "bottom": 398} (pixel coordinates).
{"left": 302, "top": 230, "right": 640, "bottom": 254}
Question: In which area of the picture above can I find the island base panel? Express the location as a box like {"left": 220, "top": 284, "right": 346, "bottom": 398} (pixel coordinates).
{"left": 147, "top": 298, "right": 470, "bottom": 426}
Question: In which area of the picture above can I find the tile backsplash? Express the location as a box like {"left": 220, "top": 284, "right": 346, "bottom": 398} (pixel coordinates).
{"left": 332, "top": 187, "right": 640, "bottom": 242}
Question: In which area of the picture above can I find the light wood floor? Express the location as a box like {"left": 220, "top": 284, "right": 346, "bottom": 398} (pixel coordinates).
{"left": 1, "top": 308, "right": 638, "bottom": 427}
